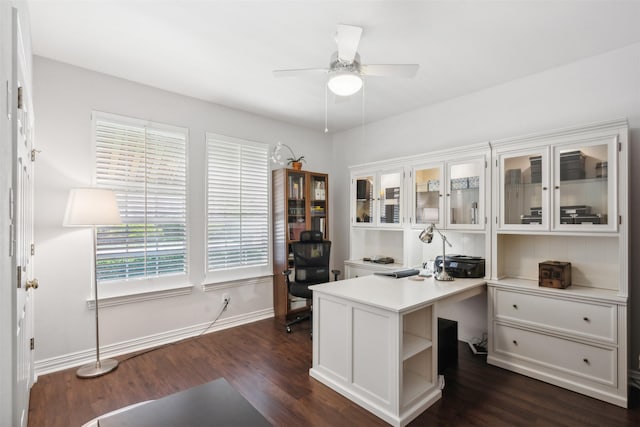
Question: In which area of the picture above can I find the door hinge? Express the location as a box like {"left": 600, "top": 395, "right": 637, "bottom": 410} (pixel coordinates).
{"left": 619, "top": 215, "right": 622, "bottom": 225}
{"left": 495, "top": 159, "right": 498, "bottom": 167}
{"left": 31, "top": 243, "right": 35, "bottom": 256}
{"left": 30, "top": 338, "right": 34, "bottom": 351}
{"left": 17, "top": 86, "right": 23, "bottom": 110}
{"left": 16, "top": 266, "right": 21, "bottom": 288}
{"left": 619, "top": 142, "right": 622, "bottom": 152}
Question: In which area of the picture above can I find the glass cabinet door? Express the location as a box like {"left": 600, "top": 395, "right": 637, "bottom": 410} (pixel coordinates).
{"left": 553, "top": 139, "right": 616, "bottom": 231}
{"left": 499, "top": 148, "right": 548, "bottom": 230}
{"left": 353, "top": 175, "right": 374, "bottom": 225}
{"left": 310, "top": 174, "right": 327, "bottom": 238}
{"left": 378, "top": 170, "right": 403, "bottom": 226}
{"left": 446, "top": 159, "right": 484, "bottom": 229}
{"left": 413, "top": 165, "right": 443, "bottom": 227}
{"left": 287, "top": 171, "right": 306, "bottom": 240}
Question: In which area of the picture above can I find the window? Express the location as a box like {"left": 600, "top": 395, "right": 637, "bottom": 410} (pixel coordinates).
{"left": 206, "top": 133, "right": 269, "bottom": 276}
{"left": 93, "top": 112, "right": 188, "bottom": 285}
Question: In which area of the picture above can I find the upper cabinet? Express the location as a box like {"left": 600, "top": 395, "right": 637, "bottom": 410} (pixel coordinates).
{"left": 494, "top": 121, "right": 622, "bottom": 233}
{"left": 352, "top": 167, "right": 404, "bottom": 228}
{"left": 412, "top": 163, "right": 443, "bottom": 227}
{"left": 411, "top": 151, "right": 488, "bottom": 231}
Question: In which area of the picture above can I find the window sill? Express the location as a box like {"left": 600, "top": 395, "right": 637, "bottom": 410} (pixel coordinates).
{"left": 86, "top": 284, "right": 194, "bottom": 309}
{"left": 201, "top": 275, "right": 273, "bottom": 292}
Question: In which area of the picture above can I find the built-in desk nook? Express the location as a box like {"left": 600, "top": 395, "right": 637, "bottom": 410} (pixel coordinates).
{"left": 309, "top": 275, "right": 486, "bottom": 427}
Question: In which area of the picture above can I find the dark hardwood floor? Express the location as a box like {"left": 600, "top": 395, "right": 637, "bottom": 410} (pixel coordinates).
{"left": 28, "top": 317, "right": 640, "bottom": 426}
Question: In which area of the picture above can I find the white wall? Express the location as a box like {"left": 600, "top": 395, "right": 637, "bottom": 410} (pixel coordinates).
{"left": 331, "top": 43, "right": 640, "bottom": 348}
{"left": 32, "top": 57, "right": 332, "bottom": 373}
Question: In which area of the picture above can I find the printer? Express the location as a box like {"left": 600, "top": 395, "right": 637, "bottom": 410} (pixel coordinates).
{"left": 433, "top": 255, "right": 485, "bottom": 278}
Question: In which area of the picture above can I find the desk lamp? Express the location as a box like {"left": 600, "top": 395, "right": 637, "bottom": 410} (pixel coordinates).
{"left": 419, "top": 223, "right": 454, "bottom": 281}
{"left": 64, "top": 188, "right": 122, "bottom": 378}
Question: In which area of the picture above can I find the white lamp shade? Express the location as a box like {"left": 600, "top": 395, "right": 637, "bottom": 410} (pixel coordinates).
{"left": 63, "top": 188, "right": 122, "bottom": 226}
{"left": 327, "top": 72, "right": 363, "bottom": 97}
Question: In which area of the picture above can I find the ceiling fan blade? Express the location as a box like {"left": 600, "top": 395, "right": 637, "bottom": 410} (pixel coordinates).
{"left": 273, "top": 68, "right": 328, "bottom": 78}
{"left": 335, "top": 24, "right": 362, "bottom": 63}
{"left": 360, "top": 64, "right": 419, "bottom": 78}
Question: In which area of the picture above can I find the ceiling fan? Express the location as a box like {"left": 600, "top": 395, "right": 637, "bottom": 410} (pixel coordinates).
{"left": 273, "top": 24, "right": 419, "bottom": 97}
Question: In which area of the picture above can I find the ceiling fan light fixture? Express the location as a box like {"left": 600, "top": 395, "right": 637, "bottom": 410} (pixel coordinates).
{"left": 327, "top": 71, "right": 362, "bottom": 97}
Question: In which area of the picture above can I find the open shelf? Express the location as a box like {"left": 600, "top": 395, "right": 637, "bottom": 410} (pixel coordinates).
{"left": 403, "top": 333, "right": 432, "bottom": 361}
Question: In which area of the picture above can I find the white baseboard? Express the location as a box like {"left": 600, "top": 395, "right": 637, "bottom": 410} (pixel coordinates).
{"left": 35, "top": 308, "right": 274, "bottom": 376}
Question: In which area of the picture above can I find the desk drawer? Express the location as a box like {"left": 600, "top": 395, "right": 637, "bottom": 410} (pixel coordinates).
{"left": 494, "top": 289, "right": 616, "bottom": 343}
{"left": 493, "top": 323, "right": 616, "bottom": 387}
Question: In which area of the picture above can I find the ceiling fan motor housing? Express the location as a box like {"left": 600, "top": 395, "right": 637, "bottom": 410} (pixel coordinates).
{"left": 330, "top": 51, "right": 361, "bottom": 74}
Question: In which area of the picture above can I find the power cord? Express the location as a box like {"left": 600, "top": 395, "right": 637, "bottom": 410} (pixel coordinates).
{"left": 468, "top": 333, "right": 488, "bottom": 354}
{"left": 119, "top": 297, "right": 229, "bottom": 363}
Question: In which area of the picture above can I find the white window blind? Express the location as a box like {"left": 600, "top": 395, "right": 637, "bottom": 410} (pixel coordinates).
{"left": 94, "top": 112, "right": 188, "bottom": 283}
{"left": 207, "top": 134, "right": 269, "bottom": 271}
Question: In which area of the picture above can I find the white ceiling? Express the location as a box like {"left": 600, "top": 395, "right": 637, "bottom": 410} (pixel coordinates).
{"left": 28, "top": 1, "right": 640, "bottom": 133}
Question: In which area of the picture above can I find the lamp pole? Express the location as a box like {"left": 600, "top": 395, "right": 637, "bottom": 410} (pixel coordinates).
{"left": 64, "top": 188, "right": 121, "bottom": 378}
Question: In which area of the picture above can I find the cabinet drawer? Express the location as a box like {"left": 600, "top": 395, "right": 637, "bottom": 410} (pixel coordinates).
{"left": 494, "top": 289, "right": 616, "bottom": 343}
{"left": 345, "top": 266, "right": 374, "bottom": 279}
{"left": 493, "top": 323, "right": 616, "bottom": 387}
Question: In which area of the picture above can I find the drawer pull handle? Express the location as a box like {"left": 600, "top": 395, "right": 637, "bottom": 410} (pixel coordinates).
{"left": 583, "top": 358, "right": 590, "bottom": 365}
{"left": 512, "top": 340, "right": 518, "bottom": 346}
{"left": 583, "top": 317, "right": 590, "bottom": 322}
{"left": 512, "top": 304, "right": 518, "bottom": 310}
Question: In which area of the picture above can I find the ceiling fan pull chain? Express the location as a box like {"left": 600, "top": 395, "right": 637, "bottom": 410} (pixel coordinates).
{"left": 324, "top": 79, "right": 329, "bottom": 133}
{"left": 361, "top": 81, "right": 365, "bottom": 144}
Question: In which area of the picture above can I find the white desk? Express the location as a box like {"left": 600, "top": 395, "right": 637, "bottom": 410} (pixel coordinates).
{"left": 309, "top": 275, "right": 486, "bottom": 427}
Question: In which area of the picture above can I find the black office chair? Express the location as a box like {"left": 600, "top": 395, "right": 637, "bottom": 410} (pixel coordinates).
{"left": 283, "top": 230, "right": 340, "bottom": 335}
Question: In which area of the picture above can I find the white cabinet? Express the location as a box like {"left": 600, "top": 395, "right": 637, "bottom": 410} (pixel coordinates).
{"left": 310, "top": 276, "right": 485, "bottom": 426}
{"left": 488, "top": 118, "right": 629, "bottom": 408}
{"left": 344, "top": 260, "right": 402, "bottom": 279}
{"left": 488, "top": 283, "right": 627, "bottom": 407}
{"left": 352, "top": 167, "right": 404, "bottom": 228}
{"left": 347, "top": 143, "right": 491, "bottom": 275}
{"left": 349, "top": 164, "right": 407, "bottom": 272}
{"left": 494, "top": 123, "right": 620, "bottom": 232}
{"left": 411, "top": 156, "right": 487, "bottom": 231}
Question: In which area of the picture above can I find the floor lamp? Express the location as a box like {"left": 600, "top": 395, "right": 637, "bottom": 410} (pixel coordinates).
{"left": 64, "top": 188, "right": 122, "bottom": 378}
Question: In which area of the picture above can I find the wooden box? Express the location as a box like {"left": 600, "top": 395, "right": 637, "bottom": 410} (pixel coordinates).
{"left": 539, "top": 261, "right": 571, "bottom": 289}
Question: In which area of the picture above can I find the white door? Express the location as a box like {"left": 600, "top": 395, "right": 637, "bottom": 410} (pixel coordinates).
{"left": 12, "top": 7, "right": 36, "bottom": 427}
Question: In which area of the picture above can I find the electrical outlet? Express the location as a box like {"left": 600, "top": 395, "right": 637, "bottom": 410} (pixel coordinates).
{"left": 222, "top": 293, "right": 230, "bottom": 310}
